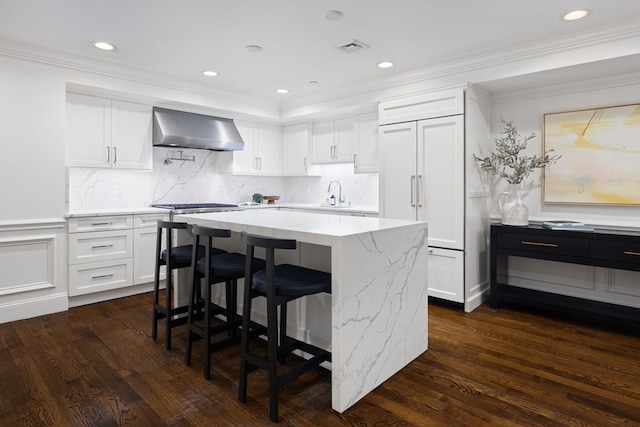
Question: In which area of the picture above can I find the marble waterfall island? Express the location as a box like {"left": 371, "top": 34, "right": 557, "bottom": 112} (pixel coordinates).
{"left": 175, "top": 209, "right": 429, "bottom": 413}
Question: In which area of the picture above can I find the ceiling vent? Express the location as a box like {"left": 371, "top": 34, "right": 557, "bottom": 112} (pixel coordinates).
{"left": 336, "top": 39, "right": 369, "bottom": 53}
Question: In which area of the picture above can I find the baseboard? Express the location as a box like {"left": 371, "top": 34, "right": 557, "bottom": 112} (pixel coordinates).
{"left": 0, "top": 292, "right": 68, "bottom": 323}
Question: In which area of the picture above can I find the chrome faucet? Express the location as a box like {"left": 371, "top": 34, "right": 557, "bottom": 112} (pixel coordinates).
{"left": 327, "top": 180, "right": 344, "bottom": 204}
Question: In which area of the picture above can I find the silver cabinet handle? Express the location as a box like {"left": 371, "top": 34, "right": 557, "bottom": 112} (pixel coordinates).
{"left": 106, "top": 147, "right": 110, "bottom": 163}
{"left": 410, "top": 175, "right": 416, "bottom": 207}
{"left": 113, "top": 146, "right": 117, "bottom": 163}
{"left": 91, "top": 222, "right": 112, "bottom": 226}
{"left": 334, "top": 145, "right": 338, "bottom": 159}
{"left": 353, "top": 153, "right": 357, "bottom": 169}
{"left": 254, "top": 157, "right": 258, "bottom": 170}
{"left": 91, "top": 244, "right": 114, "bottom": 249}
{"left": 416, "top": 174, "right": 422, "bottom": 207}
{"left": 92, "top": 273, "right": 114, "bottom": 280}
{"left": 304, "top": 157, "right": 307, "bottom": 171}
{"left": 259, "top": 157, "right": 262, "bottom": 170}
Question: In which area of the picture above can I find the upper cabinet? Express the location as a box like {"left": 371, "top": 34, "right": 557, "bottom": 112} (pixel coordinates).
{"left": 353, "top": 112, "right": 378, "bottom": 173}
{"left": 281, "top": 123, "right": 318, "bottom": 176}
{"left": 220, "top": 121, "right": 281, "bottom": 175}
{"left": 66, "top": 93, "right": 152, "bottom": 170}
{"left": 311, "top": 118, "right": 354, "bottom": 164}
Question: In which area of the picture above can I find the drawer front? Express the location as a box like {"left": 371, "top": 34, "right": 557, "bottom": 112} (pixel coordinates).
{"left": 69, "top": 230, "right": 133, "bottom": 264}
{"left": 69, "top": 259, "right": 133, "bottom": 296}
{"left": 497, "top": 232, "right": 589, "bottom": 257}
{"left": 591, "top": 239, "right": 640, "bottom": 264}
{"left": 69, "top": 215, "right": 132, "bottom": 233}
{"left": 134, "top": 213, "right": 166, "bottom": 229}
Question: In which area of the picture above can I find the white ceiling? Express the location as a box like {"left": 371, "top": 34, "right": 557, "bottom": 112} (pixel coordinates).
{"left": 1, "top": 0, "right": 639, "bottom": 103}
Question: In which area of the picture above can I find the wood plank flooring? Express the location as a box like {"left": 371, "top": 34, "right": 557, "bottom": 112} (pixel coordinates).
{"left": 1, "top": 293, "right": 638, "bottom": 426}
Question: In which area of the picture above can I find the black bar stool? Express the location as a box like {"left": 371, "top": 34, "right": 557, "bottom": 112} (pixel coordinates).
{"left": 185, "top": 225, "right": 266, "bottom": 380}
{"left": 152, "top": 220, "right": 225, "bottom": 350}
{"left": 238, "top": 231, "right": 332, "bottom": 422}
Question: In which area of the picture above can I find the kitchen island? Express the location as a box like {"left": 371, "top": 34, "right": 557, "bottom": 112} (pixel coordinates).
{"left": 175, "top": 209, "right": 428, "bottom": 413}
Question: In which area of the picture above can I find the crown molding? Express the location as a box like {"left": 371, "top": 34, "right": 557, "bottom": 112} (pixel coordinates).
{"left": 0, "top": 38, "right": 279, "bottom": 116}
{"left": 489, "top": 71, "right": 640, "bottom": 104}
{"left": 280, "top": 20, "right": 640, "bottom": 112}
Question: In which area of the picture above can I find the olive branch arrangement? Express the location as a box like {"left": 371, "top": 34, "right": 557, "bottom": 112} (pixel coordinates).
{"left": 474, "top": 118, "right": 561, "bottom": 184}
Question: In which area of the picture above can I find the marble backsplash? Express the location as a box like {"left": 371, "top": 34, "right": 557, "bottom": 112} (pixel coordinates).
{"left": 67, "top": 147, "right": 378, "bottom": 211}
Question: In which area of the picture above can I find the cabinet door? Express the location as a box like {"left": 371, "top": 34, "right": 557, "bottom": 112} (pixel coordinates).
{"left": 282, "top": 123, "right": 310, "bottom": 175}
{"left": 428, "top": 247, "right": 464, "bottom": 303}
{"left": 66, "top": 93, "right": 111, "bottom": 167}
{"left": 418, "top": 116, "right": 464, "bottom": 250}
{"left": 353, "top": 113, "right": 378, "bottom": 173}
{"left": 256, "top": 124, "right": 281, "bottom": 174}
{"left": 311, "top": 120, "right": 335, "bottom": 163}
{"left": 234, "top": 121, "right": 259, "bottom": 173}
{"left": 111, "top": 100, "right": 153, "bottom": 170}
{"left": 334, "top": 117, "right": 354, "bottom": 162}
{"left": 134, "top": 227, "right": 165, "bottom": 285}
{"left": 379, "top": 122, "right": 417, "bottom": 220}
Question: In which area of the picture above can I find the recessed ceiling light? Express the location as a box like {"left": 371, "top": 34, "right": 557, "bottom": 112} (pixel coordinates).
{"left": 202, "top": 70, "right": 218, "bottom": 77}
{"left": 324, "top": 10, "right": 343, "bottom": 21}
{"left": 377, "top": 61, "right": 394, "bottom": 69}
{"left": 93, "top": 41, "right": 116, "bottom": 51}
{"left": 245, "top": 45, "right": 263, "bottom": 53}
{"left": 276, "top": 89, "right": 289, "bottom": 94}
{"left": 562, "top": 9, "right": 590, "bottom": 21}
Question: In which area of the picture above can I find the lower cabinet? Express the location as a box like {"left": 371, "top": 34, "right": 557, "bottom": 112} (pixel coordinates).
{"left": 427, "top": 247, "right": 464, "bottom": 303}
{"left": 68, "top": 213, "right": 164, "bottom": 297}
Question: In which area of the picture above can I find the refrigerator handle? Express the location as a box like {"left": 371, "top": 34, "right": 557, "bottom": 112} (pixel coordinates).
{"left": 410, "top": 175, "right": 416, "bottom": 207}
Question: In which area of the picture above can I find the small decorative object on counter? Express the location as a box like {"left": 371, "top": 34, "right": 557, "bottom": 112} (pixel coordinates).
{"left": 263, "top": 195, "right": 280, "bottom": 204}
{"left": 252, "top": 193, "right": 263, "bottom": 204}
{"left": 474, "top": 118, "right": 561, "bottom": 226}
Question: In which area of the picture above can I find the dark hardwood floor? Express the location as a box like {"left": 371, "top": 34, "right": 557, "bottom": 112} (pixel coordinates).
{"left": 1, "top": 292, "right": 638, "bottom": 426}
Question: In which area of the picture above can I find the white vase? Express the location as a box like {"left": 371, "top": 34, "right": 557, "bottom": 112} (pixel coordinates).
{"left": 498, "top": 183, "right": 529, "bottom": 226}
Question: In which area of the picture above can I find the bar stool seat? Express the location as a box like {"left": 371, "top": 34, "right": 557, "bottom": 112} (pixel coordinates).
{"left": 152, "top": 220, "right": 226, "bottom": 351}
{"left": 238, "top": 231, "right": 331, "bottom": 422}
{"left": 185, "top": 225, "right": 266, "bottom": 380}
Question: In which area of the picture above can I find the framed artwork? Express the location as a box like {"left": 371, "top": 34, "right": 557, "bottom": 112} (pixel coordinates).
{"left": 543, "top": 103, "right": 640, "bottom": 205}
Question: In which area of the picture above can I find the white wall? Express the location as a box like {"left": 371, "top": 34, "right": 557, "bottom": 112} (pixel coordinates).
{"left": 488, "top": 72, "right": 640, "bottom": 228}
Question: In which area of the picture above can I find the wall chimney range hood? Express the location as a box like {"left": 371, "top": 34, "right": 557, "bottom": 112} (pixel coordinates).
{"left": 153, "top": 107, "right": 244, "bottom": 151}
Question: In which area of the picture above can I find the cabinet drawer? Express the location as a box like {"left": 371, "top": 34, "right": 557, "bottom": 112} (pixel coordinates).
{"left": 497, "top": 232, "right": 589, "bottom": 257}
{"left": 69, "top": 215, "right": 132, "bottom": 232}
{"left": 69, "top": 259, "right": 133, "bottom": 296}
{"left": 69, "top": 230, "right": 133, "bottom": 264}
{"left": 591, "top": 240, "right": 640, "bottom": 264}
{"left": 134, "top": 213, "right": 166, "bottom": 228}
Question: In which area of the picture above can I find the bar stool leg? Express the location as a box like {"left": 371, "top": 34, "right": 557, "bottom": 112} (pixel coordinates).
{"left": 267, "top": 290, "right": 279, "bottom": 422}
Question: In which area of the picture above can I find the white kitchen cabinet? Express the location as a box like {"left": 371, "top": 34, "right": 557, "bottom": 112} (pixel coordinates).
{"left": 311, "top": 118, "right": 354, "bottom": 164}
{"left": 68, "top": 215, "right": 134, "bottom": 296}
{"left": 68, "top": 213, "right": 163, "bottom": 297}
{"left": 220, "top": 121, "right": 281, "bottom": 175}
{"left": 427, "top": 247, "right": 464, "bottom": 303}
{"left": 379, "top": 86, "right": 490, "bottom": 311}
{"left": 353, "top": 112, "right": 378, "bottom": 173}
{"left": 133, "top": 213, "right": 166, "bottom": 285}
{"left": 66, "top": 93, "right": 152, "bottom": 169}
{"left": 281, "top": 123, "right": 317, "bottom": 176}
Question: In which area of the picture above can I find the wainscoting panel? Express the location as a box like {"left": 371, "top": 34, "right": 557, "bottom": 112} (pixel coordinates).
{"left": 0, "top": 219, "right": 68, "bottom": 323}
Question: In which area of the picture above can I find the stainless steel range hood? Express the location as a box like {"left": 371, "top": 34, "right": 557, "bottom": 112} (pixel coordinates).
{"left": 153, "top": 107, "right": 244, "bottom": 151}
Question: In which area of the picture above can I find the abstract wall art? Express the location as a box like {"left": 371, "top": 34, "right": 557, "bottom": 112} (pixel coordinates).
{"left": 543, "top": 103, "right": 640, "bottom": 205}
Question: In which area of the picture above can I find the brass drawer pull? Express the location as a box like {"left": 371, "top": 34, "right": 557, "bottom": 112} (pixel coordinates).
{"left": 623, "top": 251, "right": 640, "bottom": 256}
{"left": 521, "top": 241, "right": 559, "bottom": 248}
